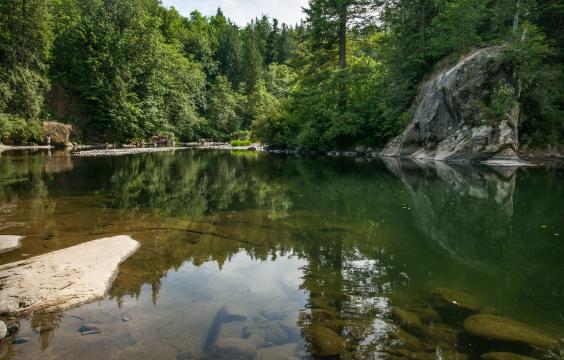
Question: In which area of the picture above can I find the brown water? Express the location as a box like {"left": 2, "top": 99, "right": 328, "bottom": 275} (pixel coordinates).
{"left": 0, "top": 149, "right": 563, "bottom": 359}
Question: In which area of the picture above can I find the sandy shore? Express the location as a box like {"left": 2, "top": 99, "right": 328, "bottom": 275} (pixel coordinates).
{"left": 0, "top": 236, "right": 140, "bottom": 315}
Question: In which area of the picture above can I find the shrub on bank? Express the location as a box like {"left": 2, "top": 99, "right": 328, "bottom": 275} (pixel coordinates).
{"left": 230, "top": 139, "right": 252, "bottom": 147}
{"left": 0, "top": 113, "right": 44, "bottom": 145}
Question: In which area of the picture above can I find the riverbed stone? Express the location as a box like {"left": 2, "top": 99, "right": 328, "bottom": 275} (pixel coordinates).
{"left": 463, "top": 314, "right": 558, "bottom": 350}
{"left": 425, "top": 323, "right": 459, "bottom": 348}
{"left": 392, "top": 308, "right": 425, "bottom": 335}
{"left": 255, "top": 343, "right": 299, "bottom": 360}
{"left": 209, "top": 337, "right": 256, "bottom": 359}
{"left": 307, "top": 326, "right": 344, "bottom": 357}
{"left": 430, "top": 288, "right": 480, "bottom": 319}
{"left": 389, "top": 327, "right": 425, "bottom": 352}
{"left": 410, "top": 307, "right": 442, "bottom": 324}
{"left": 480, "top": 352, "right": 536, "bottom": 360}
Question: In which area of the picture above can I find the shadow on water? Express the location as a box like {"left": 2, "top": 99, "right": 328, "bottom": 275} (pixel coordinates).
{"left": 0, "top": 149, "right": 562, "bottom": 359}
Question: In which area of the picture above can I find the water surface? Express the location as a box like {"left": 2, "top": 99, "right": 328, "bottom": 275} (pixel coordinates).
{"left": 0, "top": 149, "right": 562, "bottom": 359}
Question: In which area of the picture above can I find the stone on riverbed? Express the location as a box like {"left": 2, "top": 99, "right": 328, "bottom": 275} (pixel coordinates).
{"left": 430, "top": 288, "right": 480, "bottom": 320}
{"left": 480, "top": 352, "right": 537, "bottom": 360}
{"left": 255, "top": 343, "right": 299, "bottom": 360}
{"left": 205, "top": 337, "right": 256, "bottom": 360}
{"left": 463, "top": 314, "right": 558, "bottom": 350}
{"left": 307, "top": 325, "right": 345, "bottom": 356}
{"left": 0, "top": 235, "right": 23, "bottom": 253}
{"left": 0, "top": 321, "right": 6, "bottom": 340}
{"left": 392, "top": 307, "right": 424, "bottom": 335}
{"left": 410, "top": 307, "right": 442, "bottom": 324}
{"left": 0, "top": 236, "right": 140, "bottom": 315}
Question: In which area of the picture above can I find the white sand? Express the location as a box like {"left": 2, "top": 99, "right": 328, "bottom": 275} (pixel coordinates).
{"left": 0, "top": 235, "right": 23, "bottom": 253}
{"left": 0, "top": 236, "right": 139, "bottom": 315}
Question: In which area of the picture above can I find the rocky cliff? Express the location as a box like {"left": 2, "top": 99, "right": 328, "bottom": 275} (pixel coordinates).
{"left": 381, "top": 47, "right": 522, "bottom": 163}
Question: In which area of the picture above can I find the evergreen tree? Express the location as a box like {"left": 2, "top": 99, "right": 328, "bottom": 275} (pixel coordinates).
{"left": 0, "top": 0, "right": 53, "bottom": 120}
{"left": 241, "top": 29, "right": 263, "bottom": 93}
{"left": 265, "top": 19, "right": 280, "bottom": 64}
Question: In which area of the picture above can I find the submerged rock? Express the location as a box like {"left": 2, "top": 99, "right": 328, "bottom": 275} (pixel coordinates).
{"left": 255, "top": 343, "right": 299, "bottom": 360}
{"left": 410, "top": 307, "right": 442, "bottom": 324}
{"left": 204, "top": 305, "right": 247, "bottom": 352}
{"left": 389, "top": 327, "right": 425, "bottom": 352}
{"left": 480, "top": 352, "right": 536, "bottom": 360}
{"left": 381, "top": 47, "right": 522, "bottom": 163}
{"left": 430, "top": 288, "right": 480, "bottom": 320}
{"left": 426, "top": 323, "right": 459, "bottom": 350}
{"left": 307, "top": 326, "right": 345, "bottom": 357}
{"left": 392, "top": 307, "right": 424, "bottom": 335}
{"left": 206, "top": 337, "right": 256, "bottom": 360}
{"left": 463, "top": 314, "right": 558, "bottom": 350}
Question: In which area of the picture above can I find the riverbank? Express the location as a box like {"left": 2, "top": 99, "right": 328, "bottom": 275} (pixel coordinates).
{"left": 3, "top": 142, "right": 563, "bottom": 167}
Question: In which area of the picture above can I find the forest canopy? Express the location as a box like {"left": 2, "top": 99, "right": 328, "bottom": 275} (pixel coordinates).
{"left": 0, "top": 0, "right": 562, "bottom": 148}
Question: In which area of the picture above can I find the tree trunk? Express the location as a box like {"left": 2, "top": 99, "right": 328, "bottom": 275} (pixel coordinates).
{"left": 512, "top": 0, "right": 520, "bottom": 42}
{"left": 338, "top": 9, "right": 347, "bottom": 70}
{"left": 419, "top": 0, "right": 426, "bottom": 50}
{"left": 338, "top": 7, "right": 347, "bottom": 109}
{"left": 20, "top": 0, "right": 27, "bottom": 63}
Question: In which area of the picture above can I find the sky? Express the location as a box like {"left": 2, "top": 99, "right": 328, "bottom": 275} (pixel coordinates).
{"left": 161, "top": 0, "right": 309, "bottom": 26}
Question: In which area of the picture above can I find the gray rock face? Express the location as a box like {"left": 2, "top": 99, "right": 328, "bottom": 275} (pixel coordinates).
{"left": 381, "top": 47, "right": 520, "bottom": 163}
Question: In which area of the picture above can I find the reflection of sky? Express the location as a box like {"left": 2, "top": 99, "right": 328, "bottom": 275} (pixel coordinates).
{"left": 161, "top": 0, "right": 308, "bottom": 26}
{"left": 166, "top": 251, "right": 308, "bottom": 303}
{"left": 8, "top": 251, "right": 309, "bottom": 358}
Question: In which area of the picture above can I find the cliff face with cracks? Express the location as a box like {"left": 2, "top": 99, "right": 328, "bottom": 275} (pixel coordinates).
{"left": 381, "top": 47, "right": 521, "bottom": 163}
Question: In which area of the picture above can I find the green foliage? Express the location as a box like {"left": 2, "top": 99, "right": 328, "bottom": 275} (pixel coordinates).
{"left": 205, "top": 76, "right": 243, "bottom": 140}
{"left": 487, "top": 81, "right": 517, "bottom": 122}
{"left": 230, "top": 139, "right": 252, "bottom": 146}
{"left": 1, "top": 0, "right": 561, "bottom": 148}
{"left": 426, "top": 0, "right": 487, "bottom": 59}
{"left": 0, "top": 0, "right": 53, "bottom": 120}
{"left": 231, "top": 130, "right": 252, "bottom": 141}
{"left": 0, "top": 113, "right": 44, "bottom": 145}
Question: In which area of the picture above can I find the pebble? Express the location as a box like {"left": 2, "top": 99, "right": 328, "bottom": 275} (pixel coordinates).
{"left": 122, "top": 316, "right": 131, "bottom": 322}
{"left": 13, "top": 337, "right": 30, "bottom": 345}
{"left": 78, "top": 324, "right": 101, "bottom": 336}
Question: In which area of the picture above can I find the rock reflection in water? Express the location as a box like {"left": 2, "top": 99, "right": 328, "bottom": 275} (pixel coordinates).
{"left": 382, "top": 157, "right": 517, "bottom": 266}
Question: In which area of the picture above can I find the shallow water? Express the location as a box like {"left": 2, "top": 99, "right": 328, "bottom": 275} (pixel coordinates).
{"left": 0, "top": 149, "right": 562, "bottom": 359}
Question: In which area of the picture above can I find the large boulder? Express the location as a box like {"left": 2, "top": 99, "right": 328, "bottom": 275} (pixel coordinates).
{"left": 381, "top": 47, "right": 521, "bottom": 163}
{"left": 43, "top": 121, "right": 73, "bottom": 147}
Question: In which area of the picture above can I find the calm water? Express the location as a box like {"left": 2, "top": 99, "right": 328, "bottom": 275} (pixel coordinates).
{"left": 0, "top": 149, "right": 562, "bottom": 359}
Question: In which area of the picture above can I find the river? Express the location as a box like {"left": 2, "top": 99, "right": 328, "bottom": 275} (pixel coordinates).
{"left": 0, "top": 149, "right": 562, "bottom": 359}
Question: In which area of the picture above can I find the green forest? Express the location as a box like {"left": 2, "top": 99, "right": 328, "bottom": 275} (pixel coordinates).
{"left": 0, "top": 0, "right": 562, "bottom": 149}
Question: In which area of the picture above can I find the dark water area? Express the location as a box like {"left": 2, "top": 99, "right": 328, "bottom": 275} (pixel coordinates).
{"left": 0, "top": 149, "right": 562, "bottom": 359}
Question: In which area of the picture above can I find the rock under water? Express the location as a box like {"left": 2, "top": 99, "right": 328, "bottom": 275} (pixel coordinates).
{"left": 381, "top": 47, "right": 522, "bottom": 163}
{"left": 463, "top": 314, "right": 558, "bottom": 350}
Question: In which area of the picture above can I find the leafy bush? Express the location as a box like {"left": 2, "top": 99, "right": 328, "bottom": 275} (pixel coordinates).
{"left": 487, "top": 81, "right": 517, "bottom": 121}
{"left": 0, "top": 113, "right": 44, "bottom": 145}
{"left": 231, "top": 130, "right": 251, "bottom": 141}
{"left": 230, "top": 139, "right": 252, "bottom": 146}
